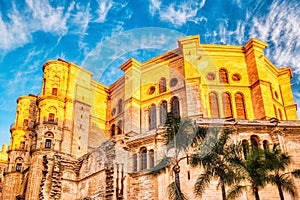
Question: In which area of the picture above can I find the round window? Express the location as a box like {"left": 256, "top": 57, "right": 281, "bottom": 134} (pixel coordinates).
{"left": 206, "top": 73, "right": 216, "bottom": 81}
{"left": 232, "top": 73, "right": 242, "bottom": 81}
{"left": 148, "top": 86, "right": 156, "bottom": 95}
{"left": 170, "top": 78, "right": 178, "bottom": 87}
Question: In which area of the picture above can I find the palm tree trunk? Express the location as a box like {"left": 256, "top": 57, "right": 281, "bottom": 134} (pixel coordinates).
{"left": 173, "top": 164, "right": 181, "bottom": 190}
{"left": 220, "top": 179, "right": 227, "bottom": 200}
{"left": 253, "top": 186, "right": 260, "bottom": 200}
{"left": 254, "top": 191, "right": 260, "bottom": 200}
{"left": 278, "top": 186, "right": 285, "bottom": 200}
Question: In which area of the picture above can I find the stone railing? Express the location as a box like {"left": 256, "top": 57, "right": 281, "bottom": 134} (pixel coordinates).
{"left": 43, "top": 117, "right": 58, "bottom": 125}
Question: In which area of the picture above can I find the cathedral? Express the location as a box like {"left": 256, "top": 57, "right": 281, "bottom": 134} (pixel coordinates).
{"left": 1, "top": 35, "right": 300, "bottom": 200}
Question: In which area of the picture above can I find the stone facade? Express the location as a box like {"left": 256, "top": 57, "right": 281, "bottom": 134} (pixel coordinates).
{"left": 0, "top": 144, "right": 8, "bottom": 199}
{"left": 2, "top": 35, "right": 300, "bottom": 200}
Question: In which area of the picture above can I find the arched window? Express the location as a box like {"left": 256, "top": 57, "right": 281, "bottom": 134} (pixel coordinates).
{"left": 171, "top": 96, "right": 180, "bottom": 116}
{"left": 222, "top": 92, "right": 232, "bottom": 118}
{"left": 118, "top": 99, "right": 123, "bottom": 114}
{"left": 160, "top": 100, "right": 167, "bottom": 125}
{"left": 45, "top": 139, "right": 52, "bottom": 149}
{"left": 242, "top": 140, "right": 249, "bottom": 158}
{"left": 209, "top": 92, "right": 220, "bottom": 118}
{"left": 20, "top": 141, "right": 25, "bottom": 150}
{"left": 47, "top": 106, "right": 57, "bottom": 123}
{"left": 133, "top": 154, "right": 137, "bottom": 172}
{"left": 140, "top": 147, "right": 147, "bottom": 170}
{"left": 278, "top": 109, "right": 283, "bottom": 120}
{"left": 263, "top": 140, "right": 270, "bottom": 150}
{"left": 48, "top": 113, "right": 55, "bottom": 122}
{"left": 219, "top": 69, "right": 228, "bottom": 84}
{"left": 111, "top": 124, "right": 115, "bottom": 137}
{"left": 159, "top": 77, "right": 167, "bottom": 93}
{"left": 52, "top": 88, "right": 58, "bottom": 96}
{"left": 16, "top": 163, "right": 22, "bottom": 172}
{"left": 44, "top": 132, "right": 54, "bottom": 149}
{"left": 235, "top": 93, "right": 246, "bottom": 119}
{"left": 149, "top": 149, "right": 154, "bottom": 168}
{"left": 149, "top": 104, "right": 157, "bottom": 130}
{"left": 15, "top": 157, "right": 23, "bottom": 172}
{"left": 23, "top": 119, "right": 28, "bottom": 126}
{"left": 117, "top": 120, "right": 122, "bottom": 134}
{"left": 250, "top": 135, "right": 259, "bottom": 150}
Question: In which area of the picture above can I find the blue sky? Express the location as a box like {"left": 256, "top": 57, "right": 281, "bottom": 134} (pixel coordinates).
{"left": 0, "top": 0, "right": 300, "bottom": 146}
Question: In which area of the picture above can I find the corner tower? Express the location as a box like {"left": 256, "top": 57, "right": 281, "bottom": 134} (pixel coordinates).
{"left": 244, "top": 39, "right": 297, "bottom": 120}
{"left": 2, "top": 95, "right": 37, "bottom": 199}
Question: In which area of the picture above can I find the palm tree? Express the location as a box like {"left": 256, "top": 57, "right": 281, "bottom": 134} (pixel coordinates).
{"left": 227, "top": 147, "right": 268, "bottom": 200}
{"left": 264, "top": 144, "right": 300, "bottom": 200}
{"left": 150, "top": 112, "right": 201, "bottom": 200}
{"left": 191, "top": 127, "right": 238, "bottom": 200}
{"left": 228, "top": 143, "right": 300, "bottom": 200}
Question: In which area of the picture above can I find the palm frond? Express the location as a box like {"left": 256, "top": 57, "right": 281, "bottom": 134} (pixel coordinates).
{"left": 291, "top": 169, "right": 300, "bottom": 178}
{"left": 221, "top": 165, "right": 242, "bottom": 185}
{"left": 192, "top": 129, "right": 220, "bottom": 161}
{"left": 265, "top": 174, "right": 277, "bottom": 184}
{"left": 150, "top": 156, "right": 175, "bottom": 176}
{"left": 228, "top": 153, "right": 246, "bottom": 169}
{"left": 163, "top": 112, "right": 181, "bottom": 146}
{"left": 192, "top": 126, "right": 208, "bottom": 145}
{"left": 226, "top": 142, "right": 244, "bottom": 157}
{"left": 175, "top": 118, "right": 197, "bottom": 152}
{"left": 227, "top": 185, "right": 247, "bottom": 200}
{"left": 194, "top": 172, "right": 212, "bottom": 197}
{"left": 268, "top": 174, "right": 297, "bottom": 197}
{"left": 191, "top": 145, "right": 216, "bottom": 167}
{"left": 163, "top": 112, "right": 198, "bottom": 154}
{"left": 167, "top": 182, "right": 188, "bottom": 200}
{"left": 217, "top": 127, "right": 233, "bottom": 146}
{"left": 264, "top": 144, "right": 291, "bottom": 171}
{"left": 280, "top": 176, "right": 297, "bottom": 197}
{"left": 265, "top": 145, "right": 300, "bottom": 199}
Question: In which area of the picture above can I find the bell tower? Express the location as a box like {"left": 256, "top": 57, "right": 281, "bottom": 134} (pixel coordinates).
{"left": 2, "top": 95, "right": 37, "bottom": 200}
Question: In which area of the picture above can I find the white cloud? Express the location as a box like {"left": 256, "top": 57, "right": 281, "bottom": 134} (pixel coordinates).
{"left": 82, "top": 28, "right": 185, "bottom": 84}
{"left": 70, "top": 3, "right": 93, "bottom": 55}
{"left": 25, "top": 0, "right": 70, "bottom": 35}
{"left": 198, "top": 0, "right": 206, "bottom": 8}
{"left": 203, "top": 0, "right": 300, "bottom": 73}
{"left": 0, "top": 99, "right": 10, "bottom": 111}
{"left": 0, "top": 5, "right": 31, "bottom": 50}
{"left": 0, "top": 0, "right": 126, "bottom": 53}
{"left": 23, "top": 48, "right": 44, "bottom": 65}
{"left": 7, "top": 66, "right": 40, "bottom": 95}
{"left": 203, "top": 19, "right": 246, "bottom": 45}
{"left": 149, "top": 0, "right": 161, "bottom": 15}
{"left": 150, "top": 0, "right": 206, "bottom": 26}
{"left": 4, "top": 48, "right": 44, "bottom": 96}
{"left": 95, "top": 0, "right": 113, "bottom": 22}
{"left": 248, "top": 0, "right": 300, "bottom": 73}
{"left": 73, "top": 3, "right": 91, "bottom": 34}
{"left": 160, "top": 3, "right": 197, "bottom": 26}
{"left": 233, "top": 21, "right": 246, "bottom": 44}
{"left": 0, "top": 0, "right": 75, "bottom": 51}
{"left": 233, "top": 0, "right": 242, "bottom": 8}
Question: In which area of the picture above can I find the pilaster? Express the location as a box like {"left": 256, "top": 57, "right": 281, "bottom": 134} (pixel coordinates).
{"left": 120, "top": 58, "right": 142, "bottom": 135}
